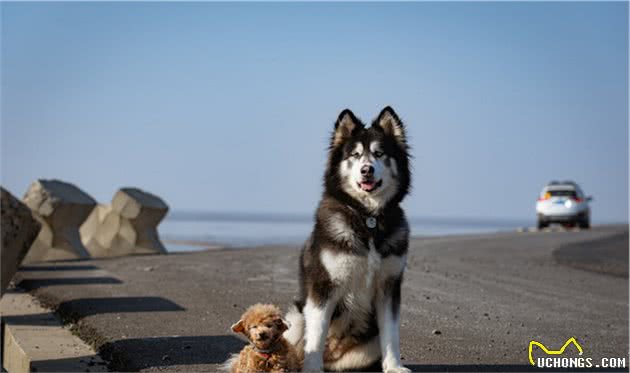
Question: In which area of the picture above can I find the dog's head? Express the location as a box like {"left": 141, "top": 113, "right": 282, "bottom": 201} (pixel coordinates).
{"left": 231, "top": 304, "right": 289, "bottom": 350}
{"left": 325, "top": 106, "right": 411, "bottom": 212}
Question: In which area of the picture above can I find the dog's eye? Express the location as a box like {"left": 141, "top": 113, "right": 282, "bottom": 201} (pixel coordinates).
{"left": 373, "top": 151, "right": 384, "bottom": 158}
{"left": 351, "top": 152, "right": 361, "bottom": 159}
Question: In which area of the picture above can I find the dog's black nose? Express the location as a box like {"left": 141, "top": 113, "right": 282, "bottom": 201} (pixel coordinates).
{"left": 361, "top": 165, "right": 374, "bottom": 176}
{"left": 259, "top": 332, "right": 268, "bottom": 340}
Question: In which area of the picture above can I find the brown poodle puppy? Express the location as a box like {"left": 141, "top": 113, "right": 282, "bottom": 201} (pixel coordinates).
{"left": 225, "top": 304, "right": 301, "bottom": 373}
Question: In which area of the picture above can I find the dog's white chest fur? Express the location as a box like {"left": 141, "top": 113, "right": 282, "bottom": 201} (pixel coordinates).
{"left": 320, "top": 238, "right": 406, "bottom": 338}
{"left": 321, "top": 237, "right": 406, "bottom": 287}
{"left": 321, "top": 239, "right": 394, "bottom": 289}
{"left": 323, "top": 213, "right": 406, "bottom": 289}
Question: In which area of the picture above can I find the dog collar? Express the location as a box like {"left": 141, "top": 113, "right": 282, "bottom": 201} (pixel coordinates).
{"left": 345, "top": 205, "right": 379, "bottom": 230}
{"left": 252, "top": 344, "right": 278, "bottom": 359}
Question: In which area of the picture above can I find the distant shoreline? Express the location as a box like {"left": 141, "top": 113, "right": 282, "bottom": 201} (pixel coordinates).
{"left": 166, "top": 210, "right": 538, "bottom": 228}
{"left": 162, "top": 223, "right": 629, "bottom": 253}
{"left": 162, "top": 239, "right": 224, "bottom": 251}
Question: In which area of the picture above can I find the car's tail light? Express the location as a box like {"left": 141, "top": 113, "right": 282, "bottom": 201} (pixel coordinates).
{"left": 573, "top": 197, "right": 583, "bottom": 203}
{"left": 538, "top": 193, "right": 551, "bottom": 201}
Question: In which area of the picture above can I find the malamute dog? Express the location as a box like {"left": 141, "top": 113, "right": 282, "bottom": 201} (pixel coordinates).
{"left": 284, "top": 107, "right": 411, "bottom": 373}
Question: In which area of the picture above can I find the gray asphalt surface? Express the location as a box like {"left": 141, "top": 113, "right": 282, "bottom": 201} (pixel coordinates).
{"left": 553, "top": 230, "right": 628, "bottom": 277}
{"left": 14, "top": 225, "right": 629, "bottom": 372}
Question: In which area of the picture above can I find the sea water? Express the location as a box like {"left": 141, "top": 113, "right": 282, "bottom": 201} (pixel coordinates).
{"left": 158, "top": 211, "right": 531, "bottom": 252}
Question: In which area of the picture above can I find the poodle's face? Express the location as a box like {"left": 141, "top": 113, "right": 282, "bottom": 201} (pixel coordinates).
{"left": 231, "top": 304, "right": 289, "bottom": 350}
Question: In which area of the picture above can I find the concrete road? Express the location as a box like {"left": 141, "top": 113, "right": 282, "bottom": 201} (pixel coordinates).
{"left": 13, "top": 225, "right": 628, "bottom": 372}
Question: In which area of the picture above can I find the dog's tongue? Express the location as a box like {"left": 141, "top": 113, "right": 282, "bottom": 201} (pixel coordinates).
{"left": 360, "top": 181, "right": 376, "bottom": 191}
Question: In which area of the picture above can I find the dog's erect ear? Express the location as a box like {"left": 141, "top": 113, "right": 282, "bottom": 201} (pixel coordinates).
{"left": 373, "top": 106, "right": 406, "bottom": 146}
{"left": 274, "top": 317, "right": 289, "bottom": 333}
{"left": 231, "top": 320, "right": 246, "bottom": 335}
{"left": 332, "top": 109, "right": 363, "bottom": 147}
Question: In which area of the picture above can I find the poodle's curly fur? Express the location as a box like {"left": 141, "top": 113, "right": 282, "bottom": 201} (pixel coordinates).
{"left": 225, "top": 304, "right": 301, "bottom": 373}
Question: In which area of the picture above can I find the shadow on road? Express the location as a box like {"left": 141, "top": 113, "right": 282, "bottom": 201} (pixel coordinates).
{"left": 17, "top": 277, "right": 123, "bottom": 290}
{"left": 19, "top": 264, "right": 101, "bottom": 271}
{"left": 56, "top": 296, "right": 186, "bottom": 319}
{"left": 99, "top": 335, "right": 245, "bottom": 371}
{"left": 29, "top": 355, "right": 108, "bottom": 372}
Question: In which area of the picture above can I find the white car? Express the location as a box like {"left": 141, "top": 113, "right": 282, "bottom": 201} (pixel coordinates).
{"left": 536, "top": 181, "right": 592, "bottom": 229}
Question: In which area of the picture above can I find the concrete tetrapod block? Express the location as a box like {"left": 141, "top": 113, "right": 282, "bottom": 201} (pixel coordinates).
{"left": 80, "top": 204, "right": 136, "bottom": 257}
{"left": 21, "top": 179, "right": 96, "bottom": 263}
{"left": 112, "top": 187, "right": 169, "bottom": 254}
{"left": 80, "top": 187, "right": 168, "bottom": 257}
{"left": 0, "top": 188, "right": 41, "bottom": 296}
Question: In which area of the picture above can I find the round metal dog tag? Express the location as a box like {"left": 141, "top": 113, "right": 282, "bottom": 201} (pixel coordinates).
{"left": 366, "top": 217, "right": 377, "bottom": 229}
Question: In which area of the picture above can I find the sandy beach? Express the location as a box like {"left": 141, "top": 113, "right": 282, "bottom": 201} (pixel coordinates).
{"left": 11, "top": 225, "right": 628, "bottom": 372}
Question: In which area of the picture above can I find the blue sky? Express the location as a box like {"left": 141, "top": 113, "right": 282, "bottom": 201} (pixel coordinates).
{"left": 1, "top": 2, "right": 628, "bottom": 223}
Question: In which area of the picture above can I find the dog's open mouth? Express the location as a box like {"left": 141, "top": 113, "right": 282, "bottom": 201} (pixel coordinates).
{"left": 358, "top": 179, "right": 382, "bottom": 192}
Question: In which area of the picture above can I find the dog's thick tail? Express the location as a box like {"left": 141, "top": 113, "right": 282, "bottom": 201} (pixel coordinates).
{"left": 220, "top": 353, "right": 239, "bottom": 372}
{"left": 283, "top": 303, "right": 304, "bottom": 346}
{"left": 325, "top": 336, "right": 381, "bottom": 372}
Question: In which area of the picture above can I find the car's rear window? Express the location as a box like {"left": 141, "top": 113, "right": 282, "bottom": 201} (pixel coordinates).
{"left": 547, "top": 190, "right": 577, "bottom": 198}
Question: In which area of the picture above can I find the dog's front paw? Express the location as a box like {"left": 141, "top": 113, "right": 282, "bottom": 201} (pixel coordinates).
{"left": 383, "top": 365, "right": 412, "bottom": 373}
{"left": 302, "top": 352, "right": 323, "bottom": 372}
